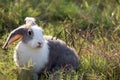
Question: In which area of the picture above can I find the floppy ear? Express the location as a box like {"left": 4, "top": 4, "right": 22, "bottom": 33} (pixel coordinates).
{"left": 2, "top": 27, "right": 25, "bottom": 49}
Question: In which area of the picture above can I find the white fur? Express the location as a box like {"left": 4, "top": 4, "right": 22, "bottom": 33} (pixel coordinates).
{"left": 14, "top": 40, "right": 49, "bottom": 73}
{"left": 14, "top": 25, "right": 49, "bottom": 74}
{"left": 27, "top": 25, "right": 44, "bottom": 48}
{"left": 25, "top": 17, "right": 36, "bottom": 24}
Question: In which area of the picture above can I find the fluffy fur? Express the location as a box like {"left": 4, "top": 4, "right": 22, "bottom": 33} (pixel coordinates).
{"left": 26, "top": 25, "right": 44, "bottom": 48}
{"left": 14, "top": 40, "right": 49, "bottom": 73}
{"left": 2, "top": 17, "right": 79, "bottom": 80}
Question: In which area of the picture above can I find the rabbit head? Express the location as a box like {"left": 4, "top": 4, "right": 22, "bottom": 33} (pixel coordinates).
{"left": 2, "top": 17, "right": 44, "bottom": 49}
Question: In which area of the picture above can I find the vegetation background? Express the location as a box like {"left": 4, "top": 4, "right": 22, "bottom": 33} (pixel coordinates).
{"left": 0, "top": 0, "right": 120, "bottom": 80}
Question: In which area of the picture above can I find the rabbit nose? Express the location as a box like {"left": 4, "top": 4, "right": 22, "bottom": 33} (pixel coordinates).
{"left": 37, "top": 42, "right": 42, "bottom": 47}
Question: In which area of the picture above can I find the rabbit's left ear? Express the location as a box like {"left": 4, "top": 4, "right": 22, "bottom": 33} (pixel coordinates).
{"left": 2, "top": 27, "right": 25, "bottom": 49}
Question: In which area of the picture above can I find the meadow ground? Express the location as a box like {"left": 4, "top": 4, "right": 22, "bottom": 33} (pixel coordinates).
{"left": 0, "top": 0, "right": 120, "bottom": 80}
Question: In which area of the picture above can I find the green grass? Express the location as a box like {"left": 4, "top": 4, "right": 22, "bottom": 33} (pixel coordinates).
{"left": 0, "top": 0, "right": 120, "bottom": 80}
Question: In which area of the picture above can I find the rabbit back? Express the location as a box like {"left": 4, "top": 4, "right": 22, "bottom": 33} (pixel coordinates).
{"left": 45, "top": 38, "right": 79, "bottom": 72}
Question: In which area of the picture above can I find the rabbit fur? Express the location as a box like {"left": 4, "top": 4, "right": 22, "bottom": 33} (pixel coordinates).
{"left": 2, "top": 17, "right": 79, "bottom": 80}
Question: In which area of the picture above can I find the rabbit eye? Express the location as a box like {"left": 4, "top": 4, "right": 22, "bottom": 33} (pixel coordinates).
{"left": 28, "top": 30, "right": 32, "bottom": 35}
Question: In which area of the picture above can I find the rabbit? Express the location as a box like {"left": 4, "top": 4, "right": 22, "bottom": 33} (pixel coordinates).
{"left": 2, "top": 17, "right": 79, "bottom": 80}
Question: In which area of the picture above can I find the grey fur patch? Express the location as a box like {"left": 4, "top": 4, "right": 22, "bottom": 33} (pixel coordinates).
{"left": 21, "top": 26, "right": 34, "bottom": 44}
{"left": 11, "top": 25, "right": 34, "bottom": 44}
{"left": 2, "top": 25, "right": 34, "bottom": 49}
{"left": 44, "top": 37, "right": 79, "bottom": 72}
{"left": 2, "top": 27, "right": 26, "bottom": 49}
{"left": 12, "top": 25, "right": 34, "bottom": 44}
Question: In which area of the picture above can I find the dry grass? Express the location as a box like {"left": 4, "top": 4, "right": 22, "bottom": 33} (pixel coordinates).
{"left": 0, "top": 0, "right": 120, "bottom": 80}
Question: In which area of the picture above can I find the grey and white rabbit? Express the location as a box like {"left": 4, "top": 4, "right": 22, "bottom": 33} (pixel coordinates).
{"left": 2, "top": 17, "right": 79, "bottom": 80}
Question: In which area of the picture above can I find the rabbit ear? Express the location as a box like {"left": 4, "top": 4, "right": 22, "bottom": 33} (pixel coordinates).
{"left": 2, "top": 27, "right": 25, "bottom": 49}
{"left": 25, "top": 17, "right": 36, "bottom": 25}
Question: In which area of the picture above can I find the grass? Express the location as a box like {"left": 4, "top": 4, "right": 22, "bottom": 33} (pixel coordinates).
{"left": 0, "top": 0, "right": 120, "bottom": 80}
